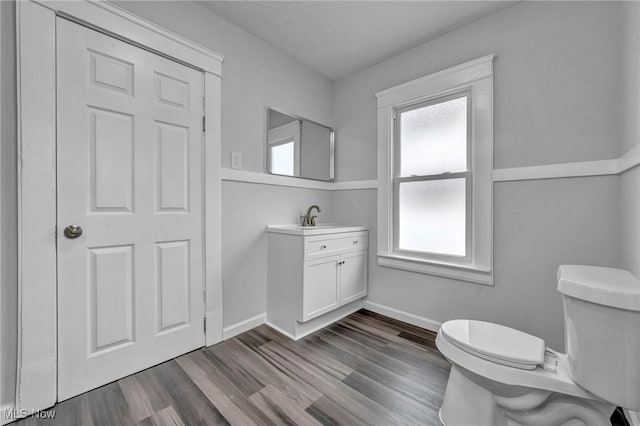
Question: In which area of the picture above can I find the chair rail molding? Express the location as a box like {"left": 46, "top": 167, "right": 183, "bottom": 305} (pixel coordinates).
{"left": 15, "top": 0, "right": 223, "bottom": 417}
{"left": 492, "top": 146, "right": 639, "bottom": 182}
{"left": 221, "top": 168, "right": 378, "bottom": 191}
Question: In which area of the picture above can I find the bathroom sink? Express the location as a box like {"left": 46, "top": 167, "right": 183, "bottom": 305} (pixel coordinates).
{"left": 267, "top": 224, "right": 368, "bottom": 236}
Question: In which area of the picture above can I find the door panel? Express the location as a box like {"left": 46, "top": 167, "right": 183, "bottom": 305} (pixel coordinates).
{"left": 339, "top": 251, "right": 368, "bottom": 305}
{"left": 89, "top": 245, "right": 135, "bottom": 353}
{"left": 156, "top": 122, "right": 190, "bottom": 212}
{"left": 57, "top": 18, "right": 205, "bottom": 400}
{"left": 302, "top": 256, "right": 340, "bottom": 322}
{"left": 90, "top": 107, "right": 134, "bottom": 212}
{"left": 156, "top": 241, "right": 191, "bottom": 333}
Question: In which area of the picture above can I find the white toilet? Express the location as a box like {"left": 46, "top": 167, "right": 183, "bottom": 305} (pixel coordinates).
{"left": 436, "top": 265, "right": 640, "bottom": 425}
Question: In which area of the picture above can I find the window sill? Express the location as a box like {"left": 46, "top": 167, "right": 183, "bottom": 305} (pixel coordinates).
{"left": 376, "top": 253, "right": 493, "bottom": 286}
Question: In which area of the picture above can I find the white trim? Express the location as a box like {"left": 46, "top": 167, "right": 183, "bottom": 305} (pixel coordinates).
{"left": 16, "top": 1, "right": 57, "bottom": 411}
{"left": 16, "top": 0, "right": 223, "bottom": 412}
{"left": 205, "top": 73, "right": 223, "bottom": 347}
{"left": 377, "top": 55, "right": 494, "bottom": 284}
{"left": 493, "top": 158, "right": 620, "bottom": 182}
{"left": 220, "top": 152, "right": 640, "bottom": 191}
{"left": 294, "top": 302, "right": 364, "bottom": 340}
{"left": 222, "top": 314, "right": 266, "bottom": 340}
{"left": 619, "top": 144, "right": 640, "bottom": 174}
{"left": 0, "top": 1, "right": 3, "bottom": 417}
{"left": 363, "top": 301, "right": 441, "bottom": 333}
{"left": 375, "top": 54, "right": 495, "bottom": 106}
{"left": 264, "top": 321, "right": 297, "bottom": 340}
{"left": 333, "top": 180, "right": 378, "bottom": 191}
{"left": 265, "top": 302, "right": 363, "bottom": 341}
{"left": 492, "top": 145, "right": 640, "bottom": 182}
{"left": 221, "top": 169, "right": 334, "bottom": 190}
{"left": 625, "top": 409, "right": 640, "bottom": 426}
{"left": 377, "top": 254, "right": 492, "bottom": 286}
{"left": 221, "top": 168, "right": 378, "bottom": 191}
{"left": 32, "top": 0, "right": 223, "bottom": 75}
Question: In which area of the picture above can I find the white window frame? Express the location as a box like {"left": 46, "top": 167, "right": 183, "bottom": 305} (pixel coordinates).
{"left": 376, "top": 55, "right": 494, "bottom": 285}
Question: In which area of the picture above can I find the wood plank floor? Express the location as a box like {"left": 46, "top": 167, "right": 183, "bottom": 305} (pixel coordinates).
{"left": 15, "top": 310, "right": 451, "bottom": 426}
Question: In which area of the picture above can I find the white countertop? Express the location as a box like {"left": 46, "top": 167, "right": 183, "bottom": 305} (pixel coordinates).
{"left": 266, "top": 224, "right": 368, "bottom": 236}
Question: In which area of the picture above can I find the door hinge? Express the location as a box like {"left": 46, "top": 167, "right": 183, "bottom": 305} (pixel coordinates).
{"left": 202, "top": 116, "right": 206, "bottom": 132}
{"left": 204, "top": 317, "right": 207, "bottom": 333}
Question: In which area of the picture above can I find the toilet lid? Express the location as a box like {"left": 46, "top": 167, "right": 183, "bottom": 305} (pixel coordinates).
{"left": 440, "top": 320, "right": 546, "bottom": 370}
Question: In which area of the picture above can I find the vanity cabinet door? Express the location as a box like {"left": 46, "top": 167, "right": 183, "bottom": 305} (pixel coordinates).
{"left": 301, "top": 255, "right": 340, "bottom": 322}
{"left": 340, "top": 251, "right": 368, "bottom": 305}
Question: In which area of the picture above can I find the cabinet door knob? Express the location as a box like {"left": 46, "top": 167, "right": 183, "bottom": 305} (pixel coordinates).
{"left": 321, "top": 244, "right": 327, "bottom": 249}
{"left": 353, "top": 240, "right": 358, "bottom": 244}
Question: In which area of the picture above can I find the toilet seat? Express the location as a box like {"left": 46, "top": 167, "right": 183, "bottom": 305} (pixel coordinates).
{"left": 440, "top": 320, "right": 545, "bottom": 370}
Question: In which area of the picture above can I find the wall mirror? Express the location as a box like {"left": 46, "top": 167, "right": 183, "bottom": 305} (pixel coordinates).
{"left": 266, "top": 108, "right": 334, "bottom": 181}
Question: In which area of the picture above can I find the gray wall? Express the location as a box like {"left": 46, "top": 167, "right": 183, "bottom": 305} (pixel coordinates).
{"left": 1, "top": 0, "right": 17, "bottom": 410}
{"left": 333, "top": 1, "right": 626, "bottom": 182}
{"left": 222, "top": 182, "right": 333, "bottom": 326}
{"left": 331, "top": 1, "right": 630, "bottom": 350}
{"left": 113, "top": 1, "right": 334, "bottom": 173}
{"left": 109, "top": 1, "right": 336, "bottom": 329}
{"left": 333, "top": 178, "right": 619, "bottom": 351}
{"left": 622, "top": 1, "right": 639, "bottom": 155}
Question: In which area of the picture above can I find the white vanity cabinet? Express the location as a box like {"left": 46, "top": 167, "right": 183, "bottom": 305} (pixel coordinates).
{"left": 267, "top": 225, "right": 368, "bottom": 340}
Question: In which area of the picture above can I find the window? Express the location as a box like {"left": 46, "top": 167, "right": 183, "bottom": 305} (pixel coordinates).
{"left": 270, "top": 139, "right": 295, "bottom": 175}
{"left": 376, "top": 55, "right": 494, "bottom": 285}
{"left": 267, "top": 119, "right": 301, "bottom": 177}
{"left": 395, "top": 93, "right": 470, "bottom": 259}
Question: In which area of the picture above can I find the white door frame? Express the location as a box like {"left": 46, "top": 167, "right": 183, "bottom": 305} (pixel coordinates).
{"left": 15, "top": 0, "right": 223, "bottom": 413}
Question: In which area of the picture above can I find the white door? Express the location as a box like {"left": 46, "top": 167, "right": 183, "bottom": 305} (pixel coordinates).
{"left": 57, "top": 19, "right": 205, "bottom": 400}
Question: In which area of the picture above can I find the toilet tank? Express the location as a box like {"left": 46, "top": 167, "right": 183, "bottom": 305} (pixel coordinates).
{"left": 558, "top": 265, "right": 640, "bottom": 411}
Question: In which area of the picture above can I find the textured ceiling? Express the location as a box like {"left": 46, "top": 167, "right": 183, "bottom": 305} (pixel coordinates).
{"left": 198, "top": 1, "right": 516, "bottom": 80}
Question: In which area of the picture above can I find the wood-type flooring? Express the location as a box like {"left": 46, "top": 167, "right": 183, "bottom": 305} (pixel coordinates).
{"left": 15, "top": 310, "right": 451, "bottom": 426}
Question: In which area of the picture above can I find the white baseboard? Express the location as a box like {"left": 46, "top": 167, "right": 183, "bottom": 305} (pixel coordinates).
{"left": 363, "top": 301, "right": 441, "bottom": 333}
{"left": 266, "top": 301, "right": 364, "bottom": 341}
{"left": 263, "top": 321, "right": 296, "bottom": 340}
{"left": 222, "top": 313, "right": 266, "bottom": 340}
{"left": 625, "top": 409, "right": 640, "bottom": 426}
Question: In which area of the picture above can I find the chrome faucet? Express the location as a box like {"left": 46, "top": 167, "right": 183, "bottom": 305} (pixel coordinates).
{"left": 302, "top": 205, "right": 321, "bottom": 227}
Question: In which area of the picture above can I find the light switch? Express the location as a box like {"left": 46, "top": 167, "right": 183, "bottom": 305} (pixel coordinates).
{"left": 231, "top": 152, "right": 242, "bottom": 169}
